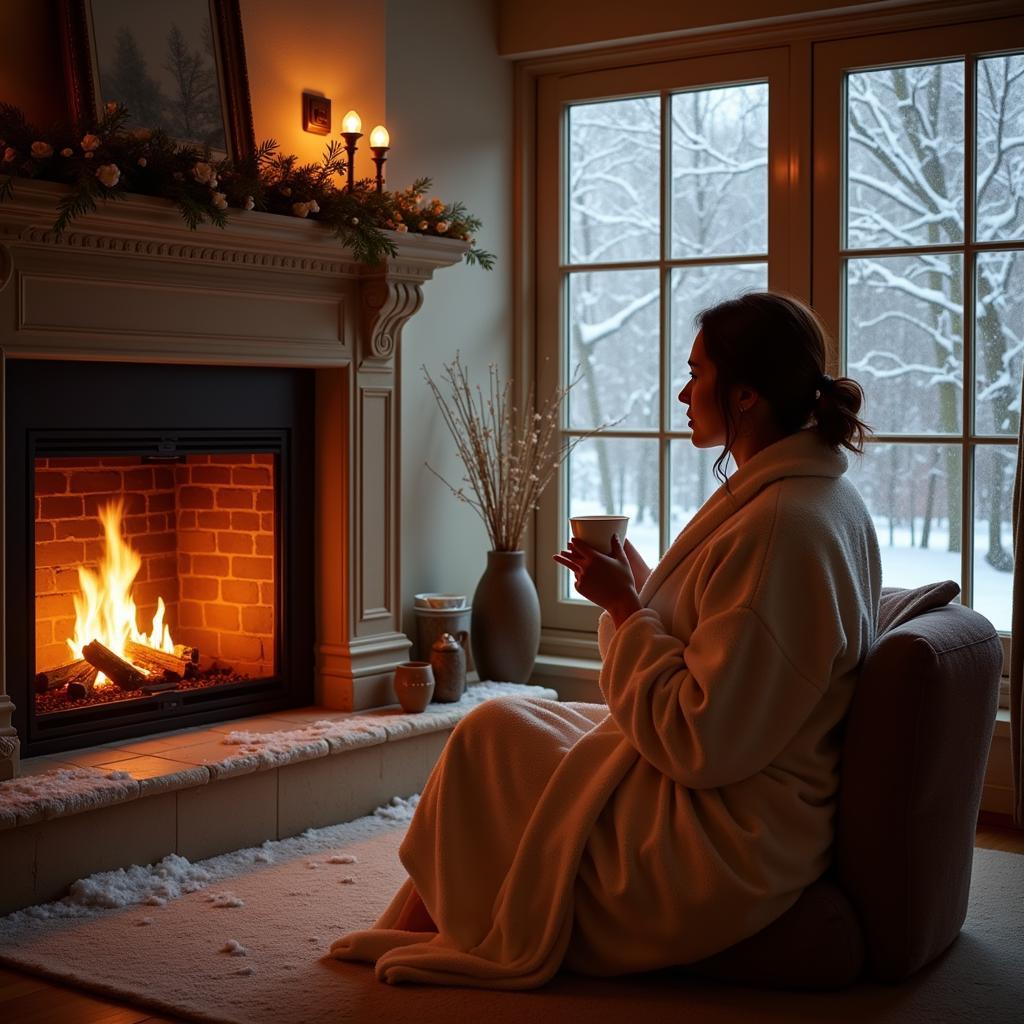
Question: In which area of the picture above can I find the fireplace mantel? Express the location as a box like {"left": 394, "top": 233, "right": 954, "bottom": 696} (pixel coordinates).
{"left": 0, "top": 180, "right": 468, "bottom": 778}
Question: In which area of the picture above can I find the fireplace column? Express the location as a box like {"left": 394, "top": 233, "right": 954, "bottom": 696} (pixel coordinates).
{"left": 315, "top": 261, "right": 440, "bottom": 711}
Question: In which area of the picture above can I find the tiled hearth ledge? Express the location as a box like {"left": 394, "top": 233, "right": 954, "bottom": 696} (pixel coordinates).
{"left": 0, "top": 682, "right": 557, "bottom": 915}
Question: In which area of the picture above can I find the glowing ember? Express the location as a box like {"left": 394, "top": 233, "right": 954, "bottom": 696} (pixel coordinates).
{"left": 67, "top": 500, "right": 174, "bottom": 685}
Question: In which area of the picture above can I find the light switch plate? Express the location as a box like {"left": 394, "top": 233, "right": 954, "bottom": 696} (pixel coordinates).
{"left": 302, "top": 93, "right": 331, "bottom": 135}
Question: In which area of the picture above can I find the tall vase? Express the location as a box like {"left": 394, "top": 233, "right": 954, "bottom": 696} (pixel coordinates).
{"left": 470, "top": 550, "right": 540, "bottom": 683}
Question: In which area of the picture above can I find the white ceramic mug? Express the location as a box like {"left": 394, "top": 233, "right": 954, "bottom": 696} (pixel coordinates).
{"left": 568, "top": 514, "right": 629, "bottom": 555}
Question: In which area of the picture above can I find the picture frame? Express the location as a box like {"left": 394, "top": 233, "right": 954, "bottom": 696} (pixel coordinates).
{"left": 57, "top": 0, "right": 256, "bottom": 163}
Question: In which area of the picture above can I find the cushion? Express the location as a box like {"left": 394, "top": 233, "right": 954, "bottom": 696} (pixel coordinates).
{"left": 836, "top": 598, "right": 1002, "bottom": 980}
{"left": 877, "top": 579, "right": 961, "bottom": 634}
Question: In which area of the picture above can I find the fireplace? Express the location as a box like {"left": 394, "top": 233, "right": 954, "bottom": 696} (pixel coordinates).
{"left": 7, "top": 359, "right": 314, "bottom": 757}
{"left": 0, "top": 179, "right": 467, "bottom": 779}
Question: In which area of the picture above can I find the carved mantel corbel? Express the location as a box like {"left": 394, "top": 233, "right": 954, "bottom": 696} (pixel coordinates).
{"left": 359, "top": 274, "right": 425, "bottom": 365}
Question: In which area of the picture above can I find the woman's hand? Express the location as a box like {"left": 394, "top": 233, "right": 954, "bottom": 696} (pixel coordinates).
{"left": 622, "top": 538, "right": 651, "bottom": 591}
{"left": 552, "top": 534, "right": 641, "bottom": 626}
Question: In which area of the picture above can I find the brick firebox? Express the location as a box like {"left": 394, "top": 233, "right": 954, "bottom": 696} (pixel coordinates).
{"left": 35, "top": 455, "right": 277, "bottom": 680}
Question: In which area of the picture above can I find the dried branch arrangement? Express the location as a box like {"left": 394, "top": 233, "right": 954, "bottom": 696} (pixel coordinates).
{"left": 423, "top": 354, "right": 615, "bottom": 551}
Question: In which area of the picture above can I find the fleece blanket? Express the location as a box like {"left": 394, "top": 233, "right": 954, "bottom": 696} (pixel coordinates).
{"left": 333, "top": 430, "right": 881, "bottom": 988}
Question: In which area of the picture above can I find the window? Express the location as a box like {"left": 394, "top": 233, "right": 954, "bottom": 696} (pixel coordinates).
{"left": 536, "top": 50, "right": 792, "bottom": 638}
{"left": 814, "top": 22, "right": 1024, "bottom": 669}
{"left": 533, "top": 12, "right": 1024, "bottom": 679}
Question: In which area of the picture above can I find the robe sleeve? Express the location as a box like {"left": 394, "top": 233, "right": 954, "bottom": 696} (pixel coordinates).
{"left": 598, "top": 605, "right": 827, "bottom": 789}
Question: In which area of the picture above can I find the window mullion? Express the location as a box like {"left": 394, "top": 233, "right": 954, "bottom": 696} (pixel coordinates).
{"left": 659, "top": 90, "right": 670, "bottom": 557}
{"left": 961, "top": 54, "right": 976, "bottom": 610}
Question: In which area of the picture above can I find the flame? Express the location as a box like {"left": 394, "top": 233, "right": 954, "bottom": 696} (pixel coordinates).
{"left": 67, "top": 500, "right": 174, "bottom": 682}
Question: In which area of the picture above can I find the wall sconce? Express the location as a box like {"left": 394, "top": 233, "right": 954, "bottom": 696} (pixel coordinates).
{"left": 369, "top": 125, "right": 390, "bottom": 193}
{"left": 340, "top": 109, "right": 362, "bottom": 192}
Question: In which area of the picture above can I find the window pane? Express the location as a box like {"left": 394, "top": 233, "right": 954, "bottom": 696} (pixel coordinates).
{"left": 565, "top": 437, "right": 660, "bottom": 599}
{"left": 846, "top": 62, "right": 964, "bottom": 249}
{"left": 973, "top": 445, "right": 1015, "bottom": 631}
{"left": 568, "top": 97, "right": 660, "bottom": 264}
{"left": 846, "top": 254, "right": 963, "bottom": 434}
{"left": 670, "top": 83, "right": 768, "bottom": 259}
{"left": 845, "top": 443, "right": 962, "bottom": 589}
{"left": 976, "top": 53, "right": 1024, "bottom": 243}
{"left": 668, "top": 263, "right": 767, "bottom": 430}
{"left": 669, "top": 440, "right": 725, "bottom": 543}
{"left": 975, "top": 249, "right": 1024, "bottom": 436}
{"left": 567, "top": 269, "right": 659, "bottom": 430}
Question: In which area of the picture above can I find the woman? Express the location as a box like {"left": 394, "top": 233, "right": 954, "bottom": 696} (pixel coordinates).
{"left": 331, "top": 291, "right": 881, "bottom": 989}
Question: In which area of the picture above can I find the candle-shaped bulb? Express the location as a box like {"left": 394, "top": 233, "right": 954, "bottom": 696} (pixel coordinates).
{"left": 370, "top": 125, "right": 390, "bottom": 149}
{"left": 342, "top": 109, "right": 362, "bottom": 134}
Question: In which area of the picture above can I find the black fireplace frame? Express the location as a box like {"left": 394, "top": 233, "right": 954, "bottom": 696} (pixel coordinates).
{"left": 5, "top": 359, "right": 315, "bottom": 757}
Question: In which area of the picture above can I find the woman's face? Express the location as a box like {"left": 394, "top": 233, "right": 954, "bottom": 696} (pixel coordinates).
{"left": 678, "top": 330, "right": 727, "bottom": 448}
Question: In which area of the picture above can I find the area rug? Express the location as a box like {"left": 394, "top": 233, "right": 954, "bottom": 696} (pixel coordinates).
{"left": 0, "top": 797, "right": 1020, "bottom": 1024}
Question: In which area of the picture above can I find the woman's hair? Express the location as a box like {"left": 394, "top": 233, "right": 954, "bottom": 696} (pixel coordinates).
{"left": 696, "top": 291, "right": 870, "bottom": 481}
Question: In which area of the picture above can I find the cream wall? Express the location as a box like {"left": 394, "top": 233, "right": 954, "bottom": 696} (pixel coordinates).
{"left": 386, "top": 0, "right": 513, "bottom": 645}
{"left": 240, "top": 0, "right": 385, "bottom": 175}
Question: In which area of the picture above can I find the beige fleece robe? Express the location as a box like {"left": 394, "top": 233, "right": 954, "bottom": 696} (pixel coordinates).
{"left": 331, "top": 428, "right": 881, "bottom": 987}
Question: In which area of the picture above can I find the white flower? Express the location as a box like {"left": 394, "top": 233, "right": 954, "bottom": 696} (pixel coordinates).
{"left": 60, "top": 147, "right": 73, "bottom": 157}
{"left": 243, "top": 195, "right": 255, "bottom": 211}
{"left": 418, "top": 220, "right": 428, "bottom": 231}
{"left": 192, "top": 161, "right": 216, "bottom": 185}
{"left": 2, "top": 147, "right": 15, "bottom": 163}
{"left": 95, "top": 163, "right": 121, "bottom": 187}
{"left": 349, "top": 216, "right": 358, "bottom": 226}
{"left": 436, "top": 220, "right": 449, "bottom": 234}
{"left": 31, "top": 141, "right": 53, "bottom": 158}
{"left": 308, "top": 199, "right": 320, "bottom": 214}
{"left": 137, "top": 156, "right": 147, "bottom": 167}
{"left": 212, "top": 191, "right": 228, "bottom": 210}
{"left": 395, "top": 222, "right": 408, "bottom": 232}
{"left": 291, "top": 201, "right": 311, "bottom": 218}
{"left": 80, "top": 134, "right": 100, "bottom": 151}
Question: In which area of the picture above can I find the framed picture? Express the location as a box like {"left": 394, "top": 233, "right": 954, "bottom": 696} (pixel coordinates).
{"left": 58, "top": 0, "right": 255, "bottom": 163}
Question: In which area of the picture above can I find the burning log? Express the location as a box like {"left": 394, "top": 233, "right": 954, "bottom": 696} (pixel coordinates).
{"left": 82, "top": 640, "right": 148, "bottom": 691}
{"left": 67, "top": 665, "right": 99, "bottom": 700}
{"left": 35, "top": 658, "right": 93, "bottom": 694}
{"left": 125, "top": 640, "right": 197, "bottom": 680}
{"left": 174, "top": 644, "right": 200, "bottom": 665}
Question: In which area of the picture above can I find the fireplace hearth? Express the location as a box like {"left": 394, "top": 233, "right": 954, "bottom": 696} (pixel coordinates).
{"left": 7, "top": 359, "right": 314, "bottom": 757}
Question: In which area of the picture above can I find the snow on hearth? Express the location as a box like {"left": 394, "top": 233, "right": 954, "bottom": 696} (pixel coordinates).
{"left": 0, "top": 682, "right": 559, "bottom": 827}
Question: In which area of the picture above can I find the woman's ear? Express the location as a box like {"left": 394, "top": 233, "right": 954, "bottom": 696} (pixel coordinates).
{"left": 735, "top": 385, "right": 759, "bottom": 414}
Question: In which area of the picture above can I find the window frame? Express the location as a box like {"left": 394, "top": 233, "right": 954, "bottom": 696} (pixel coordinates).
{"left": 522, "top": 2, "right": 1024, "bottom": 683}
{"left": 535, "top": 46, "right": 795, "bottom": 640}
{"left": 812, "top": 16, "right": 1024, "bottom": 689}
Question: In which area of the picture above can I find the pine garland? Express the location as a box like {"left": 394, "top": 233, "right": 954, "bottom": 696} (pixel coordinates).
{"left": 0, "top": 101, "right": 495, "bottom": 269}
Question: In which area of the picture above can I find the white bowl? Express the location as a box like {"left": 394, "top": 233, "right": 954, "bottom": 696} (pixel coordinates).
{"left": 414, "top": 593, "right": 467, "bottom": 609}
{"left": 569, "top": 515, "right": 629, "bottom": 555}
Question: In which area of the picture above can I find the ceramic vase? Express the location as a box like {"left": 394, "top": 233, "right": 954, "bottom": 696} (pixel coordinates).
{"left": 470, "top": 550, "right": 540, "bottom": 683}
{"left": 393, "top": 661, "right": 435, "bottom": 713}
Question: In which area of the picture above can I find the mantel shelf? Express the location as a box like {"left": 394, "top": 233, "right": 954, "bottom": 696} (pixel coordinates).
{"left": 0, "top": 178, "right": 469, "bottom": 279}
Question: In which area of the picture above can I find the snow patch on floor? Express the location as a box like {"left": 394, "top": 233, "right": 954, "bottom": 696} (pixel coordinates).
{"left": 0, "top": 793, "right": 420, "bottom": 934}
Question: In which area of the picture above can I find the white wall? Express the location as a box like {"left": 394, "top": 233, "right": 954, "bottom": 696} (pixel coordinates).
{"left": 386, "top": 0, "right": 513, "bottom": 646}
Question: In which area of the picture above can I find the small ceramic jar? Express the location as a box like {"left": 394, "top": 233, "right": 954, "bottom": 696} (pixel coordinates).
{"left": 393, "top": 661, "right": 435, "bottom": 713}
{"left": 429, "top": 632, "right": 467, "bottom": 703}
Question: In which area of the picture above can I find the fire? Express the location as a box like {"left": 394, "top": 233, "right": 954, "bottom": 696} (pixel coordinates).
{"left": 67, "top": 500, "right": 174, "bottom": 683}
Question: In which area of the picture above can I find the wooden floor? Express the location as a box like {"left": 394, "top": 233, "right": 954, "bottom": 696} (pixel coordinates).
{"left": 1, "top": 823, "right": 1021, "bottom": 1023}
